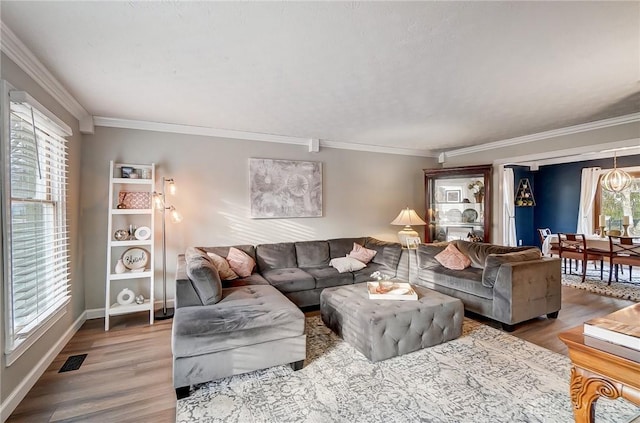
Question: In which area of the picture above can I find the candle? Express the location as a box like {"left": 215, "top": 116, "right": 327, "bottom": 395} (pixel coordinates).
{"left": 623, "top": 216, "right": 630, "bottom": 225}
{"left": 599, "top": 215, "right": 605, "bottom": 227}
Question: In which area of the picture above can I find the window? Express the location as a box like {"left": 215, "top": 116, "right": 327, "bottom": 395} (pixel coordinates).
{"left": 2, "top": 89, "right": 72, "bottom": 364}
{"left": 594, "top": 170, "right": 640, "bottom": 236}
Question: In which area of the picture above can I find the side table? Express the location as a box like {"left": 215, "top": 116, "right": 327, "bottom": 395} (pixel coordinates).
{"left": 559, "top": 324, "right": 640, "bottom": 423}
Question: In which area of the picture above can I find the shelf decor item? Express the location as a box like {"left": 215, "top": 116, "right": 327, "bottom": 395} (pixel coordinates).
{"left": 115, "top": 259, "right": 127, "bottom": 274}
{"left": 121, "top": 247, "right": 149, "bottom": 270}
{"left": 134, "top": 226, "right": 151, "bottom": 240}
{"left": 154, "top": 177, "right": 183, "bottom": 320}
{"left": 390, "top": 207, "right": 427, "bottom": 245}
{"left": 515, "top": 178, "right": 536, "bottom": 207}
{"left": 117, "top": 288, "right": 135, "bottom": 305}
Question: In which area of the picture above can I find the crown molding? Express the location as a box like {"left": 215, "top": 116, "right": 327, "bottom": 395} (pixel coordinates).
{"left": 93, "top": 116, "right": 437, "bottom": 157}
{"left": 0, "top": 22, "right": 94, "bottom": 134}
{"left": 440, "top": 112, "right": 640, "bottom": 161}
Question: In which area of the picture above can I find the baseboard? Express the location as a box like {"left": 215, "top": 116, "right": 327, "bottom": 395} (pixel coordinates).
{"left": 0, "top": 310, "right": 87, "bottom": 422}
{"left": 85, "top": 299, "right": 175, "bottom": 320}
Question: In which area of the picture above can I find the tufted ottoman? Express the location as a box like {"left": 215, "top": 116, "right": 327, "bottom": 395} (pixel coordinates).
{"left": 320, "top": 282, "right": 464, "bottom": 362}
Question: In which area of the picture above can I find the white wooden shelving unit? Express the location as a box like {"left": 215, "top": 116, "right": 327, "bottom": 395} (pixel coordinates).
{"left": 105, "top": 161, "right": 155, "bottom": 330}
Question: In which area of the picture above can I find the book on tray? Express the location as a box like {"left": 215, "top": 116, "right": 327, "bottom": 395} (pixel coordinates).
{"left": 367, "top": 281, "right": 418, "bottom": 301}
{"left": 583, "top": 304, "right": 640, "bottom": 351}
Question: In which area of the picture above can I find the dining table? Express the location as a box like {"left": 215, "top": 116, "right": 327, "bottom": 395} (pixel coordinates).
{"left": 541, "top": 234, "right": 610, "bottom": 256}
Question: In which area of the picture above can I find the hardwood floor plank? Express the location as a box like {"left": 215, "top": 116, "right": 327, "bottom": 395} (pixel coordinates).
{"left": 7, "top": 287, "right": 635, "bottom": 422}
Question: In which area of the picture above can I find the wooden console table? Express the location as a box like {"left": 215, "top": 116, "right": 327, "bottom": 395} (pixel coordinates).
{"left": 559, "top": 306, "right": 640, "bottom": 423}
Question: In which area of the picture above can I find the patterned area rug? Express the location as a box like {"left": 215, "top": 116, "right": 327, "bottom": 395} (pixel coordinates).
{"left": 562, "top": 266, "right": 640, "bottom": 301}
{"left": 176, "top": 317, "right": 640, "bottom": 423}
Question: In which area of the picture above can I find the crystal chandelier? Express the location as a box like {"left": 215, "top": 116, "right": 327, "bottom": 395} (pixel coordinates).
{"left": 601, "top": 153, "right": 632, "bottom": 193}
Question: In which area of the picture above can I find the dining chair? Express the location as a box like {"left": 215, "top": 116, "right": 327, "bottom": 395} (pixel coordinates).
{"left": 558, "top": 233, "right": 604, "bottom": 282}
{"left": 608, "top": 235, "right": 640, "bottom": 284}
{"left": 537, "top": 228, "right": 559, "bottom": 257}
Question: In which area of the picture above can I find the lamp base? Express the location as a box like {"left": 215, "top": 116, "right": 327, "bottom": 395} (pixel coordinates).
{"left": 397, "top": 227, "right": 420, "bottom": 247}
{"left": 155, "top": 307, "right": 175, "bottom": 320}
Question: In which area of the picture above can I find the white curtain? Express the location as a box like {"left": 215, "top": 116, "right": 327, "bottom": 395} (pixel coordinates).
{"left": 576, "top": 167, "right": 602, "bottom": 234}
{"left": 503, "top": 168, "right": 517, "bottom": 246}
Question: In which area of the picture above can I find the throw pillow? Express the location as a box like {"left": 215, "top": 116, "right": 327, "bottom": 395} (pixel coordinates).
{"left": 347, "top": 243, "right": 377, "bottom": 264}
{"left": 329, "top": 257, "right": 367, "bottom": 273}
{"left": 434, "top": 243, "right": 471, "bottom": 270}
{"left": 207, "top": 252, "right": 239, "bottom": 280}
{"left": 227, "top": 247, "right": 256, "bottom": 278}
{"left": 185, "top": 254, "right": 222, "bottom": 305}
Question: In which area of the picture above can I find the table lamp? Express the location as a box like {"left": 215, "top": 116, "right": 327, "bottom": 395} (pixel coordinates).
{"left": 391, "top": 207, "right": 427, "bottom": 245}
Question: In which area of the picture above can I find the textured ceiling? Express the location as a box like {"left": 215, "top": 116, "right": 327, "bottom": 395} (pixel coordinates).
{"left": 1, "top": 1, "right": 639, "bottom": 152}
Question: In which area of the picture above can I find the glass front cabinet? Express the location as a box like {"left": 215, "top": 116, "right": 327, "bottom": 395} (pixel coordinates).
{"left": 424, "top": 165, "right": 492, "bottom": 243}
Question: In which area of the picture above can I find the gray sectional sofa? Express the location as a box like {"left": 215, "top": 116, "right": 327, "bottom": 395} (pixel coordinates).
{"left": 172, "top": 237, "right": 402, "bottom": 397}
{"left": 415, "top": 240, "right": 562, "bottom": 331}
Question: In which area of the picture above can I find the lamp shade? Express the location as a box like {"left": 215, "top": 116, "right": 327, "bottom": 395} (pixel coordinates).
{"left": 391, "top": 208, "right": 427, "bottom": 227}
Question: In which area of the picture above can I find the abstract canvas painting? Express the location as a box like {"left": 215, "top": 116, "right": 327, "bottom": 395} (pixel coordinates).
{"left": 249, "top": 159, "right": 322, "bottom": 218}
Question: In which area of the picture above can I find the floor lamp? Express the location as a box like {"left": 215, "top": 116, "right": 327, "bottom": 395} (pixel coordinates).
{"left": 154, "top": 177, "right": 182, "bottom": 320}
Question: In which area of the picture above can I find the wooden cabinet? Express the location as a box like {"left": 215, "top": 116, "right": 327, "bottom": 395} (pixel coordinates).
{"left": 105, "top": 161, "right": 155, "bottom": 330}
{"left": 424, "top": 165, "right": 492, "bottom": 243}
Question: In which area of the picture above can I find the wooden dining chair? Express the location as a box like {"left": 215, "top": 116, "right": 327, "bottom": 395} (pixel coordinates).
{"left": 608, "top": 235, "right": 640, "bottom": 284}
{"left": 558, "top": 233, "right": 604, "bottom": 282}
{"left": 537, "top": 228, "right": 559, "bottom": 257}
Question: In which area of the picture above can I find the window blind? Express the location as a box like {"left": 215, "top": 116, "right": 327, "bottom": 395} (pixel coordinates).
{"left": 5, "top": 97, "right": 70, "bottom": 357}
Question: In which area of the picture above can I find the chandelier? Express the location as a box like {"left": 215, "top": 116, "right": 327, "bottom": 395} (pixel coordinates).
{"left": 601, "top": 153, "right": 632, "bottom": 192}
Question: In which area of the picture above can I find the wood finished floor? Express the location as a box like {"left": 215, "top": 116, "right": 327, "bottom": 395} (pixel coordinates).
{"left": 7, "top": 286, "right": 636, "bottom": 423}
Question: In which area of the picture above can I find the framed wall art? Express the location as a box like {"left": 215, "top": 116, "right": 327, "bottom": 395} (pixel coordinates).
{"left": 249, "top": 158, "right": 323, "bottom": 218}
{"left": 445, "top": 190, "right": 461, "bottom": 203}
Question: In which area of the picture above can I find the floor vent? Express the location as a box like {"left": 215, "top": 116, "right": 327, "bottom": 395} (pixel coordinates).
{"left": 59, "top": 354, "right": 87, "bottom": 373}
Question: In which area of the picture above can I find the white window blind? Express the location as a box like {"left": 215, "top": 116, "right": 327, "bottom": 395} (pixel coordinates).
{"left": 4, "top": 93, "right": 71, "bottom": 362}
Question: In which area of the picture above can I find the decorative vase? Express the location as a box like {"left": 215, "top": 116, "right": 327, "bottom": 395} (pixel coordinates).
{"left": 115, "top": 259, "right": 126, "bottom": 274}
{"left": 474, "top": 193, "right": 484, "bottom": 204}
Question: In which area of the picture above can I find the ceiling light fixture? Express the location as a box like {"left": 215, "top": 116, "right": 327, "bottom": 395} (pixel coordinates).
{"left": 601, "top": 152, "right": 632, "bottom": 192}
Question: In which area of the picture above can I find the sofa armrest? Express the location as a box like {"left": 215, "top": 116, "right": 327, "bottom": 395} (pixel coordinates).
{"left": 175, "top": 254, "right": 205, "bottom": 309}
{"left": 492, "top": 257, "right": 561, "bottom": 325}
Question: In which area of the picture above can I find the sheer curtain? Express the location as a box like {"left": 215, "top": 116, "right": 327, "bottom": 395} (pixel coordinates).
{"left": 503, "top": 168, "right": 517, "bottom": 246}
{"left": 576, "top": 167, "right": 603, "bottom": 234}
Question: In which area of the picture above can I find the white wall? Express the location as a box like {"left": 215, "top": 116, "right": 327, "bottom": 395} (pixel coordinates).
{"left": 80, "top": 126, "right": 436, "bottom": 310}
{"left": 0, "top": 54, "right": 83, "bottom": 412}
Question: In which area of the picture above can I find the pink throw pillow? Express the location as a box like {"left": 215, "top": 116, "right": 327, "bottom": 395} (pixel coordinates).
{"left": 348, "top": 243, "right": 377, "bottom": 264}
{"left": 226, "top": 247, "right": 256, "bottom": 278}
{"left": 434, "top": 243, "right": 471, "bottom": 270}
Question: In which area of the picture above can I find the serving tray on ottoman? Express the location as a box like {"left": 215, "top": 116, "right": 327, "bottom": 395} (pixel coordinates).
{"left": 320, "top": 282, "right": 464, "bottom": 362}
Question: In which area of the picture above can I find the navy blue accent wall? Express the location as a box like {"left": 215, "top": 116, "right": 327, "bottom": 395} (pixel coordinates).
{"left": 534, "top": 154, "right": 639, "bottom": 242}
{"left": 511, "top": 166, "right": 536, "bottom": 247}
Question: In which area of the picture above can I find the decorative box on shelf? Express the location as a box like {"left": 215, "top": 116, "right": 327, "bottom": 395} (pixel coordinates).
{"left": 367, "top": 282, "right": 418, "bottom": 301}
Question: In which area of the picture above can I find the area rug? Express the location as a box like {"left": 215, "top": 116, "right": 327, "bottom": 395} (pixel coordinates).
{"left": 562, "top": 266, "right": 640, "bottom": 302}
{"left": 176, "top": 317, "right": 640, "bottom": 423}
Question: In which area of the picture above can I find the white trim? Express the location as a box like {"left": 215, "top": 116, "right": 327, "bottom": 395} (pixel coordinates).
{"left": 0, "top": 22, "right": 93, "bottom": 134}
{"left": 492, "top": 138, "right": 640, "bottom": 167}
{"left": 0, "top": 311, "right": 87, "bottom": 422}
{"left": 93, "top": 116, "right": 438, "bottom": 158}
{"left": 442, "top": 112, "right": 640, "bottom": 160}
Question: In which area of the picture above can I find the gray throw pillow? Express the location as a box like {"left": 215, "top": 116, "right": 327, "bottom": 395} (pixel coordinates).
{"left": 185, "top": 248, "right": 222, "bottom": 305}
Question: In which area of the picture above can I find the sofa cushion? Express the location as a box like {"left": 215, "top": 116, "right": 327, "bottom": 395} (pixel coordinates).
{"left": 172, "top": 285, "right": 304, "bottom": 358}
{"left": 227, "top": 247, "right": 256, "bottom": 278}
{"left": 329, "top": 257, "right": 367, "bottom": 273}
{"left": 198, "top": 245, "right": 256, "bottom": 264}
{"left": 353, "top": 262, "right": 389, "bottom": 283}
{"left": 417, "top": 244, "right": 448, "bottom": 269}
{"left": 256, "top": 242, "right": 297, "bottom": 271}
{"left": 262, "top": 268, "right": 315, "bottom": 293}
{"left": 364, "top": 238, "right": 402, "bottom": 268}
{"left": 185, "top": 248, "right": 222, "bottom": 305}
{"left": 418, "top": 267, "right": 491, "bottom": 300}
{"left": 328, "top": 237, "right": 367, "bottom": 259}
{"left": 295, "top": 241, "right": 330, "bottom": 268}
{"left": 304, "top": 266, "right": 354, "bottom": 289}
{"left": 222, "top": 272, "right": 270, "bottom": 288}
{"left": 348, "top": 243, "right": 377, "bottom": 264}
{"left": 452, "top": 240, "right": 530, "bottom": 269}
{"left": 206, "top": 252, "right": 239, "bottom": 280}
{"left": 435, "top": 243, "right": 471, "bottom": 270}
{"left": 482, "top": 248, "right": 543, "bottom": 288}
